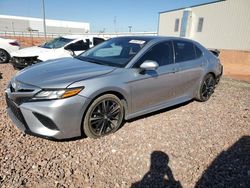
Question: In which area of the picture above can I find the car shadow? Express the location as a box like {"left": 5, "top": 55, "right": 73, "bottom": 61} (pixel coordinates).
{"left": 131, "top": 151, "right": 182, "bottom": 188}
{"left": 60, "top": 100, "right": 193, "bottom": 142}
{"left": 0, "top": 72, "right": 2, "bottom": 79}
{"left": 42, "top": 100, "right": 194, "bottom": 142}
{"left": 126, "top": 99, "right": 194, "bottom": 123}
{"left": 195, "top": 136, "right": 250, "bottom": 188}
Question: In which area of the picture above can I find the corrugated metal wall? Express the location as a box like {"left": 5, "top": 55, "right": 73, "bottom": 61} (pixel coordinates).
{"left": 158, "top": 0, "right": 250, "bottom": 51}
{"left": 0, "top": 15, "right": 90, "bottom": 34}
{"left": 0, "top": 18, "right": 29, "bottom": 31}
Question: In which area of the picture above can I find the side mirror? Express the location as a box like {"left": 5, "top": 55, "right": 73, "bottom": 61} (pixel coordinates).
{"left": 140, "top": 60, "right": 159, "bottom": 71}
{"left": 64, "top": 44, "right": 76, "bottom": 56}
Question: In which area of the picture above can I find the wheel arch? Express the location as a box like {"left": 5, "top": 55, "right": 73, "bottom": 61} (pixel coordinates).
{"left": 79, "top": 89, "right": 129, "bottom": 137}
{"left": 90, "top": 90, "right": 128, "bottom": 112}
{"left": 0, "top": 48, "right": 11, "bottom": 61}
{"left": 207, "top": 72, "right": 216, "bottom": 79}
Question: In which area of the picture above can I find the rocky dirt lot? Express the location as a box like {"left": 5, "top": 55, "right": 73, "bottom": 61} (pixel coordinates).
{"left": 0, "top": 63, "right": 249, "bottom": 188}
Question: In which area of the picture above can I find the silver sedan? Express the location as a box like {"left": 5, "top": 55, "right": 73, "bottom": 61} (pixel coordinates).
{"left": 5, "top": 36, "right": 223, "bottom": 139}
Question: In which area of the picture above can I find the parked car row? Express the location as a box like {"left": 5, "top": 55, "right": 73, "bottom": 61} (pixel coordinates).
{"left": 5, "top": 36, "right": 223, "bottom": 140}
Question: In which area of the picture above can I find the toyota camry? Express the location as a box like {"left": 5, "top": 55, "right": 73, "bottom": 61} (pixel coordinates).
{"left": 5, "top": 36, "right": 223, "bottom": 139}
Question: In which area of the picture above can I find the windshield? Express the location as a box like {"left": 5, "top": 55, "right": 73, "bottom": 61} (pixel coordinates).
{"left": 40, "top": 37, "right": 74, "bottom": 49}
{"left": 77, "top": 37, "right": 149, "bottom": 67}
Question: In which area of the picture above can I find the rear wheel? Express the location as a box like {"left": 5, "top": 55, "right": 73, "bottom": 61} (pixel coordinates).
{"left": 196, "top": 74, "right": 216, "bottom": 102}
{"left": 0, "top": 49, "right": 10, "bottom": 63}
{"left": 83, "top": 94, "right": 124, "bottom": 138}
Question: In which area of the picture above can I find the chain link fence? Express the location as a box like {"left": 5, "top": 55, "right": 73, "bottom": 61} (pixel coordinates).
{"left": 0, "top": 31, "right": 157, "bottom": 47}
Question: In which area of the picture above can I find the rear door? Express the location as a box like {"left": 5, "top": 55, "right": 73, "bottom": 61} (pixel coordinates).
{"left": 173, "top": 40, "right": 204, "bottom": 97}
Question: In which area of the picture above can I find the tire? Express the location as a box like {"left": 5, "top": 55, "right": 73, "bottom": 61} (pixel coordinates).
{"left": 83, "top": 94, "right": 124, "bottom": 138}
{"left": 196, "top": 74, "right": 216, "bottom": 102}
{"left": 0, "top": 49, "right": 10, "bottom": 63}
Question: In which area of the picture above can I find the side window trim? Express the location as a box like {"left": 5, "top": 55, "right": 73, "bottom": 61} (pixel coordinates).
{"left": 193, "top": 44, "right": 204, "bottom": 59}
{"left": 171, "top": 40, "right": 177, "bottom": 64}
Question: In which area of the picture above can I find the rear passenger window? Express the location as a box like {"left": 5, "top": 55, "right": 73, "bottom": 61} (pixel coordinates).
{"left": 173, "top": 41, "right": 196, "bottom": 63}
{"left": 195, "top": 46, "right": 203, "bottom": 58}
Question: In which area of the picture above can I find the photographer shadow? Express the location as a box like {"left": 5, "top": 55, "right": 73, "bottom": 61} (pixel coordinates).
{"left": 131, "top": 151, "right": 182, "bottom": 188}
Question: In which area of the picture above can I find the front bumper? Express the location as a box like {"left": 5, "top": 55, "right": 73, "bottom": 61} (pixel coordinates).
{"left": 6, "top": 92, "right": 91, "bottom": 140}
{"left": 11, "top": 56, "right": 42, "bottom": 70}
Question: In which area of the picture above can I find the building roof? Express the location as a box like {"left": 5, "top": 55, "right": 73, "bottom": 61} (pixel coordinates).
{"left": 159, "top": 0, "right": 226, "bottom": 14}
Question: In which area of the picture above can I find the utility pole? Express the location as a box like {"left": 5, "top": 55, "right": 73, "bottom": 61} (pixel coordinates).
{"left": 128, "top": 26, "right": 132, "bottom": 33}
{"left": 42, "top": 0, "right": 47, "bottom": 41}
{"left": 113, "top": 16, "right": 117, "bottom": 33}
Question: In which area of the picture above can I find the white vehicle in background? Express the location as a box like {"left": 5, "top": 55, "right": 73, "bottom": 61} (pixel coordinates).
{"left": 11, "top": 35, "right": 105, "bottom": 69}
{"left": 0, "top": 37, "right": 20, "bottom": 63}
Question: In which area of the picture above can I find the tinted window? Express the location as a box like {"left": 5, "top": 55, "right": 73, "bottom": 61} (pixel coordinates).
{"left": 135, "top": 41, "right": 174, "bottom": 67}
{"left": 68, "top": 40, "right": 89, "bottom": 51}
{"left": 173, "top": 41, "right": 196, "bottom": 63}
{"left": 195, "top": 45, "right": 203, "bottom": 58}
{"left": 93, "top": 37, "right": 105, "bottom": 46}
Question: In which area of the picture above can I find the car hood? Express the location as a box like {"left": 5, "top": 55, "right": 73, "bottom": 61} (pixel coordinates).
{"left": 11, "top": 46, "right": 52, "bottom": 57}
{"left": 14, "top": 57, "right": 115, "bottom": 88}
{"left": 0, "top": 38, "right": 17, "bottom": 43}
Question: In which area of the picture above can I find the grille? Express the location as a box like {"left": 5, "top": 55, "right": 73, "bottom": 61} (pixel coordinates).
{"left": 6, "top": 95, "right": 27, "bottom": 126}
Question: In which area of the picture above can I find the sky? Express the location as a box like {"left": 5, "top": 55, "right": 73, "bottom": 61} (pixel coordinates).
{"left": 0, "top": 0, "right": 217, "bottom": 32}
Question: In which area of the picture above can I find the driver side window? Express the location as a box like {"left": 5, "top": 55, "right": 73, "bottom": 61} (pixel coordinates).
{"left": 134, "top": 41, "right": 174, "bottom": 68}
{"left": 67, "top": 40, "right": 90, "bottom": 51}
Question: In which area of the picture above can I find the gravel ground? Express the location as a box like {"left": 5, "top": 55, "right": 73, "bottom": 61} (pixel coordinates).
{"left": 0, "top": 63, "right": 249, "bottom": 188}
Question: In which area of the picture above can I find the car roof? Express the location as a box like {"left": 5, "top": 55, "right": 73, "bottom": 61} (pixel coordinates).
{"left": 114, "top": 35, "right": 196, "bottom": 43}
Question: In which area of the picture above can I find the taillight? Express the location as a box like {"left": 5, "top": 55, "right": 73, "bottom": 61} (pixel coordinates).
{"left": 9, "top": 41, "right": 20, "bottom": 46}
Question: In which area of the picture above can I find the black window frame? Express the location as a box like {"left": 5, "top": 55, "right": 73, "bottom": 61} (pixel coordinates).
{"left": 174, "top": 18, "right": 180, "bottom": 32}
{"left": 197, "top": 17, "right": 204, "bottom": 32}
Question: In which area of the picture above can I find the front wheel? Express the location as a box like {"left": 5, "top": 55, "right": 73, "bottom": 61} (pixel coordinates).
{"left": 83, "top": 94, "right": 124, "bottom": 138}
{"left": 196, "top": 74, "right": 216, "bottom": 102}
{"left": 0, "top": 49, "right": 10, "bottom": 63}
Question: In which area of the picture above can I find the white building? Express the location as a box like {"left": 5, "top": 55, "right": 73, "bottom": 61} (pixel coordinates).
{"left": 158, "top": 0, "right": 250, "bottom": 51}
{"left": 0, "top": 15, "right": 90, "bottom": 34}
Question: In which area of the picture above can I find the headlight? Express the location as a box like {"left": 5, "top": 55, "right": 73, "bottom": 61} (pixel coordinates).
{"left": 33, "top": 87, "right": 83, "bottom": 100}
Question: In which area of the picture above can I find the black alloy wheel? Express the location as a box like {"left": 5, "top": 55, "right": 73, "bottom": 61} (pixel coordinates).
{"left": 83, "top": 94, "right": 124, "bottom": 138}
{"left": 197, "top": 74, "right": 216, "bottom": 102}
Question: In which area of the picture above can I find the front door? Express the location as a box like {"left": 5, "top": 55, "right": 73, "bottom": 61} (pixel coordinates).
{"left": 130, "top": 41, "right": 181, "bottom": 113}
